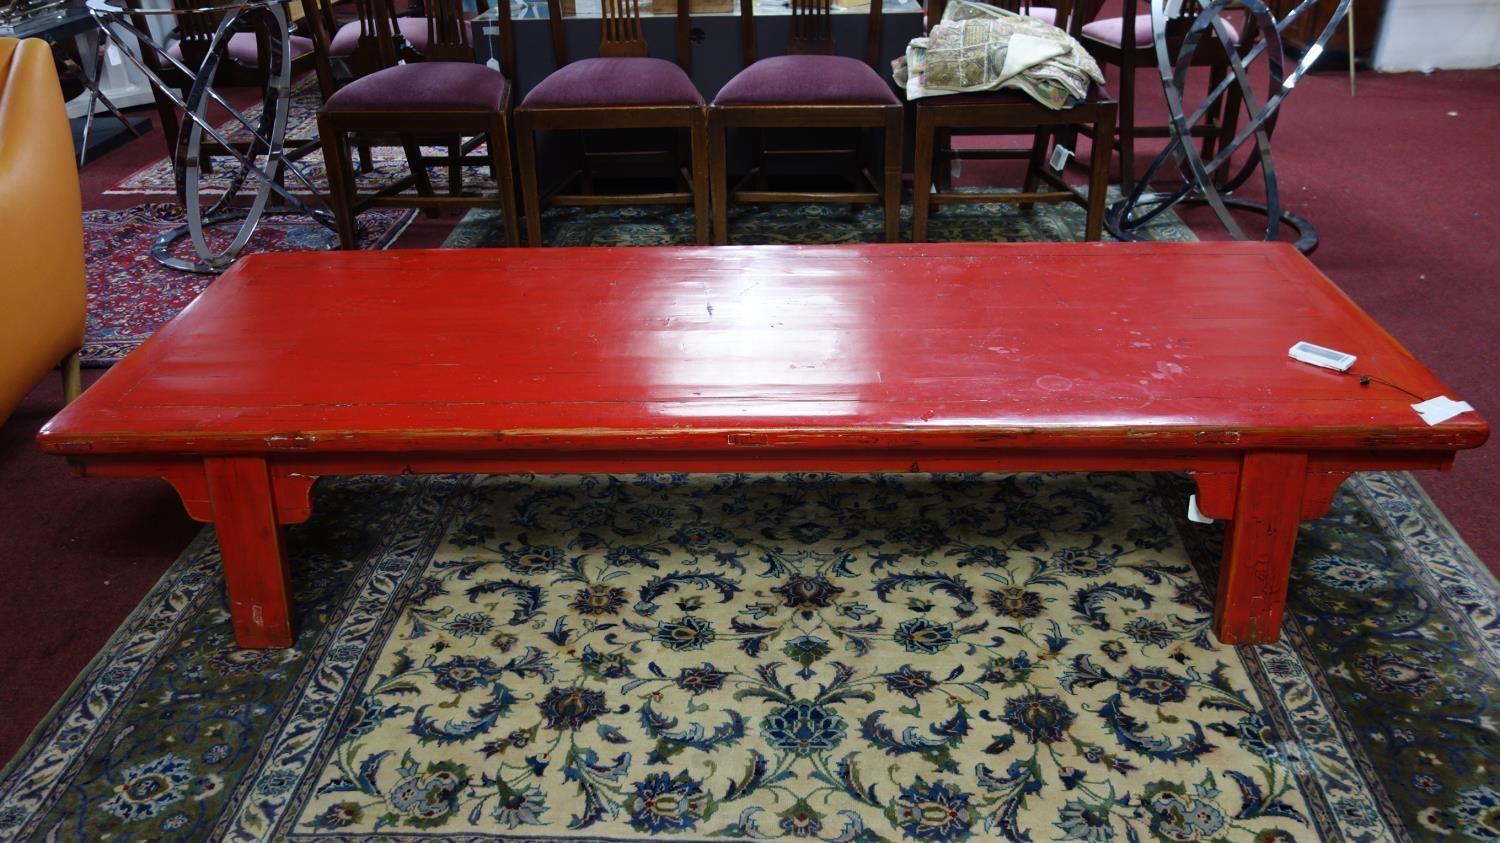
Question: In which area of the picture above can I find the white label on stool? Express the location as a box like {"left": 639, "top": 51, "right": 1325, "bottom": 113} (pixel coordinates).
{"left": 1049, "top": 144, "right": 1073, "bottom": 171}
{"left": 1187, "top": 494, "right": 1214, "bottom": 524}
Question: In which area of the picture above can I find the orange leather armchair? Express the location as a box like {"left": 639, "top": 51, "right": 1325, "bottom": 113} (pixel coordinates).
{"left": 0, "top": 37, "right": 86, "bottom": 421}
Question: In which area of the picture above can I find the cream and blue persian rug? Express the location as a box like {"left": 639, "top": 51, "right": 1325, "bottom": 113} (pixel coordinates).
{"left": 1, "top": 469, "right": 1497, "bottom": 841}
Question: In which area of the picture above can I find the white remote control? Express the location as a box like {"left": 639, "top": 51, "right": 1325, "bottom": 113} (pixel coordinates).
{"left": 1288, "top": 341, "right": 1356, "bottom": 372}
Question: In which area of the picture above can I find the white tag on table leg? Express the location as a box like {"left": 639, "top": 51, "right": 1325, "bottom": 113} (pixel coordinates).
{"left": 1187, "top": 494, "right": 1214, "bottom": 524}
{"left": 1412, "top": 396, "right": 1475, "bottom": 425}
{"left": 1049, "top": 144, "right": 1072, "bottom": 171}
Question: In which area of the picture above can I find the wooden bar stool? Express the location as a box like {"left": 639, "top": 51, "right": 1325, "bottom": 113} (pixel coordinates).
{"left": 513, "top": 0, "right": 710, "bottom": 246}
{"left": 707, "top": 0, "right": 903, "bottom": 244}
{"left": 911, "top": 0, "right": 1117, "bottom": 242}
{"left": 310, "top": 0, "right": 521, "bottom": 248}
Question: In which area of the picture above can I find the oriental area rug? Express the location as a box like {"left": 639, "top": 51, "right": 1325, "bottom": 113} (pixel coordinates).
{"left": 82, "top": 193, "right": 1187, "bottom": 368}
{"left": 105, "top": 79, "right": 492, "bottom": 199}
{"left": 81, "top": 204, "right": 413, "bottom": 366}
{"left": 2, "top": 469, "right": 1497, "bottom": 842}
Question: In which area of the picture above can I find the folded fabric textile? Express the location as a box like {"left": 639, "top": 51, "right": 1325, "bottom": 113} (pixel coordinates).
{"left": 892, "top": 0, "right": 1105, "bottom": 108}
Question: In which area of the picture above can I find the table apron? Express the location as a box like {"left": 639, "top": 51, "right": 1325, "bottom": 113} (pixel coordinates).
{"left": 64, "top": 446, "right": 1455, "bottom": 524}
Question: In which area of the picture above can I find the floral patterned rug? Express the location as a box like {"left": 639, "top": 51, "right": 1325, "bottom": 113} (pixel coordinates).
{"left": 80, "top": 204, "right": 413, "bottom": 366}
{"left": 105, "top": 79, "right": 493, "bottom": 199}
{"left": 1, "top": 469, "right": 1496, "bottom": 841}
{"left": 443, "top": 186, "right": 1192, "bottom": 247}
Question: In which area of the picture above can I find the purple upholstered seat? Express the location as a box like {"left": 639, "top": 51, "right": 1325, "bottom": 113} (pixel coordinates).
{"left": 323, "top": 62, "right": 508, "bottom": 112}
{"left": 714, "top": 54, "right": 897, "bottom": 106}
{"left": 1023, "top": 6, "right": 1057, "bottom": 26}
{"left": 1081, "top": 14, "right": 1239, "bottom": 47}
{"left": 166, "top": 32, "right": 315, "bottom": 67}
{"left": 520, "top": 57, "right": 703, "bottom": 108}
{"left": 329, "top": 16, "right": 437, "bottom": 57}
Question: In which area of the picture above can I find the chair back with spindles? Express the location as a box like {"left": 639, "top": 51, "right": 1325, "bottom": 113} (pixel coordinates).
{"left": 171, "top": 0, "right": 228, "bottom": 71}
{"left": 788, "top": 0, "right": 835, "bottom": 55}
{"left": 302, "top": 0, "right": 509, "bottom": 100}
{"left": 543, "top": 0, "right": 692, "bottom": 71}
{"left": 599, "top": 0, "right": 648, "bottom": 56}
{"left": 421, "top": 0, "right": 493, "bottom": 63}
{"left": 927, "top": 0, "right": 1083, "bottom": 37}
{"left": 738, "top": 0, "right": 884, "bottom": 69}
{"left": 126, "top": 0, "right": 277, "bottom": 82}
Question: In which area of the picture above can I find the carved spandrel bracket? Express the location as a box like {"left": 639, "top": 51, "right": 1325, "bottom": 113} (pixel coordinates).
{"left": 164, "top": 464, "right": 318, "bottom": 524}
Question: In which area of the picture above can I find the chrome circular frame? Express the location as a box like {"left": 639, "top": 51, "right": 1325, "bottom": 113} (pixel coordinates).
{"left": 1105, "top": 0, "right": 1352, "bottom": 253}
{"left": 88, "top": 0, "right": 334, "bottom": 273}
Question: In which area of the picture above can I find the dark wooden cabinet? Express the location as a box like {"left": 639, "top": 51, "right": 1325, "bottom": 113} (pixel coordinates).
{"left": 1273, "top": 0, "right": 1385, "bottom": 67}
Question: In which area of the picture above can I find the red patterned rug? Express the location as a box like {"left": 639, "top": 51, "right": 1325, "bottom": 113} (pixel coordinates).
{"left": 105, "top": 79, "right": 493, "bottom": 198}
{"left": 82, "top": 203, "right": 413, "bottom": 366}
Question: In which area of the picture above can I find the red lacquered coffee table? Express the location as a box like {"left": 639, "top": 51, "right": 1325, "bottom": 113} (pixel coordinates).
{"left": 39, "top": 243, "right": 1488, "bottom": 648}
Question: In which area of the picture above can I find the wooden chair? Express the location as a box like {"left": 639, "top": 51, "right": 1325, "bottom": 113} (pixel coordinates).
{"left": 300, "top": 0, "right": 473, "bottom": 177}
{"left": 311, "top": 0, "right": 521, "bottom": 247}
{"left": 513, "top": 0, "right": 710, "bottom": 246}
{"left": 707, "top": 0, "right": 903, "bottom": 244}
{"left": 911, "top": 0, "right": 1117, "bottom": 242}
{"left": 1076, "top": 0, "right": 1247, "bottom": 192}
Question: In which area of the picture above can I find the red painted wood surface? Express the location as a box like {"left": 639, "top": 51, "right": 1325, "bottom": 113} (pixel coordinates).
{"left": 1213, "top": 452, "right": 1308, "bottom": 644}
{"left": 204, "top": 457, "right": 295, "bottom": 647}
{"left": 37, "top": 243, "right": 1489, "bottom": 647}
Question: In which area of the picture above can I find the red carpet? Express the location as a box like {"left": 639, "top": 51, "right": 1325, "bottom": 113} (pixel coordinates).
{"left": 2, "top": 66, "right": 1496, "bottom": 765}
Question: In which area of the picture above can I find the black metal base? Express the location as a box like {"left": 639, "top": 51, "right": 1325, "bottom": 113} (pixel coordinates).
{"left": 1106, "top": 193, "right": 1319, "bottom": 255}
{"left": 71, "top": 113, "right": 151, "bottom": 162}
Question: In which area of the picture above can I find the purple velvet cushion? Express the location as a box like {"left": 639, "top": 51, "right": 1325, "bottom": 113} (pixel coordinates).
{"left": 166, "top": 32, "right": 314, "bottom": 67}
{"left": 323, "top": 62, "right": 508, "bottom": 112}
{"left": 714, "top": 54, "right": 897, "bottom": 106}
{"left": 328, "top": 17, "right": 434, "bottom": 57}
{"left": 1081, "top": 14, "right": 1239, "bottom": 46}
{"left": 520, "top": 57, "right": 703, "bottom": 108}
{"left": 1024, "top": 6, "right": 1057, "bottom": 26}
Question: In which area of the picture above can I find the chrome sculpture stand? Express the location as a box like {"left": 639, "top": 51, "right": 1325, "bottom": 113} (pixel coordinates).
{"left": 87, "top": 0, "right": 333, "bottom": 272}
{"left": 1105, "top": 0, "right": 1352, "bottom": 253}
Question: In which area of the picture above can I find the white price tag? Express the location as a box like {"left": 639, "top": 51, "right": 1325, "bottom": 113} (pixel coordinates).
{"left": 1411, "top": 396, "right": 1475, "bottom": 426}
{"left": 1048, "top": 144, "right": 1073, "bottom": 171}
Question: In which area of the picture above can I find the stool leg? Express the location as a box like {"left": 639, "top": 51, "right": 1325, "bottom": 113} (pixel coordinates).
{"left": 515, "top": 112, "right": 545, "bottom": 247}
{"left": 61, "top": 351, "right": 81, "bottom": 404}
{"left": 912, "top": 106, "right": 935, "bottom": 243}
{"left": 882, "top": 108, "right": 902, "bottom": 243}
{"left": 1019, "top": 129, "right": 1050, "bottom": 213}
{"left": 317, "top": 114, "right": 359, "bottom": 250}
{"left": 690, "top": 108, "right": 711, "bottom": 247}
{"left": 205, "top": 456, "right": 295, "bottom": 649}
{"left": 401, "top": 135, "right": 440, "bottom": 219}
{"left": 1213, "top": 452, "right": 1307, "bottom": 645}
{"left": 1084, "top": 103, "right": 1116, "bottom": 242}
{"left": 490, "top": 113, "right": 521, "bottom": 249}
{"left": 709, "top": 109, "right": 730, "bottom": 246}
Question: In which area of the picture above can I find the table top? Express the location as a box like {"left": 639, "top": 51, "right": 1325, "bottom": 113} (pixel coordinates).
{"left": 0, "top": 3, "right": 94, "bottom": 40}
{"left": 40, "top": 243, "right": 1489, "bottom": 457}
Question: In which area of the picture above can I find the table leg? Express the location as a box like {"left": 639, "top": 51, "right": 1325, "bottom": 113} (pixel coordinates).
{"left": 1212, "top": 452, "right": 1308, "bottom": 645}
{"left": 204, "top": 457, "right": 295, "bottom": 648}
